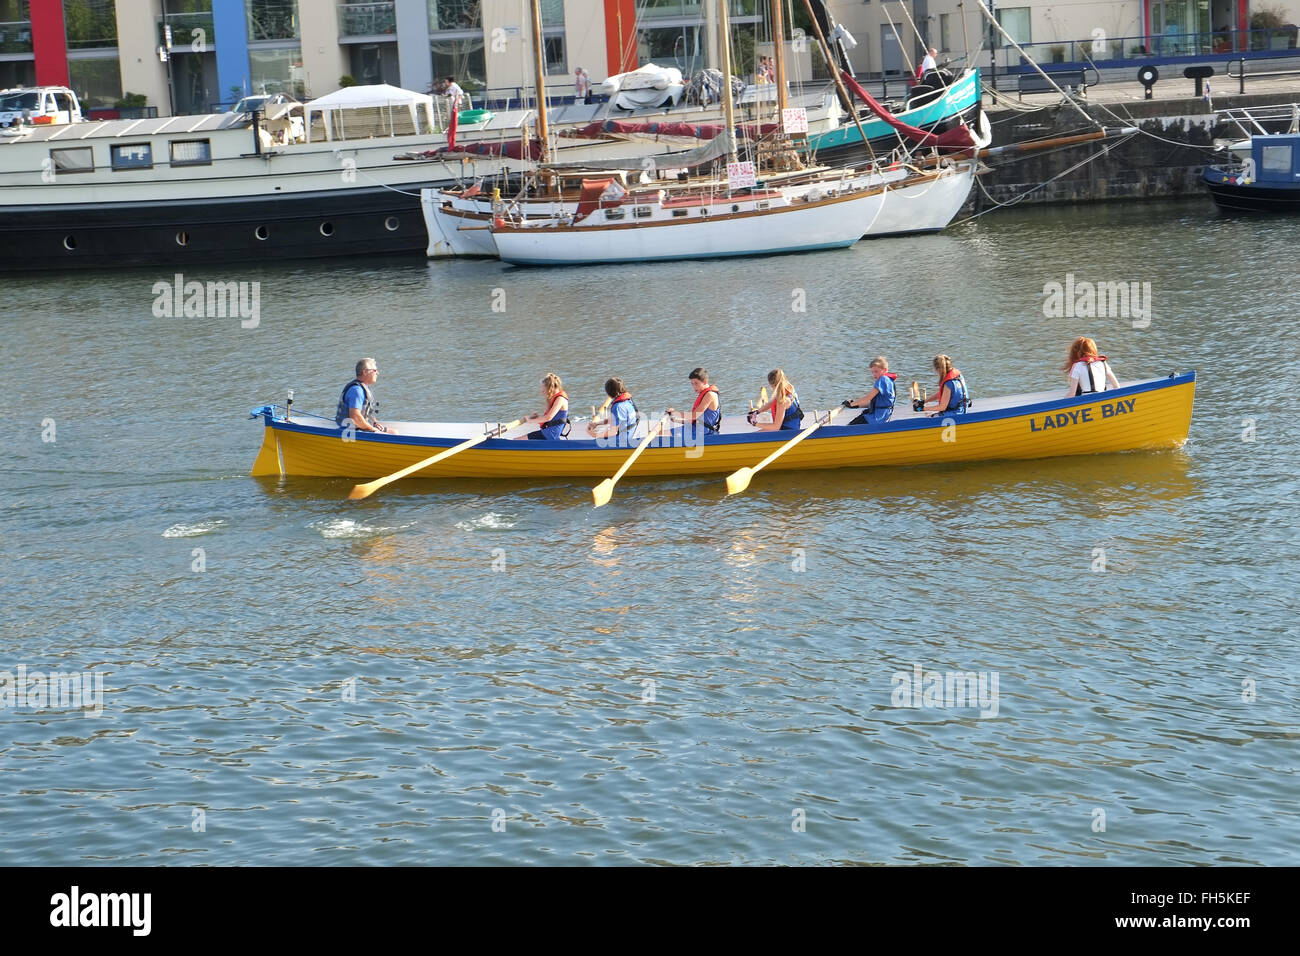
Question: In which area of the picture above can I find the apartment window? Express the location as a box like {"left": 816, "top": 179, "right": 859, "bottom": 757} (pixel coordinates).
{"left": 110, "top": 143, "right": 153, "bottom": 170}
{"left": 544, "top": 32, "right": 566, "bottom": 75}
{"left": 429, "top": 1, "right": 484, "bottom": 95}
{"left": 247, "top": 0, "right": 298, "bottom": 41}
{"left": 249, "top": 46, "right": 305, "bottom": 98}
{"left": 68, "top": 55, "right": 122, "bottom": 109}
{"left": 50, "top": 147, "right": 95, "bottom": 173}
{"left": 995, "top": 8, "right": 1031, "bottom": 46}
{"left": 170, "top": 139, "right": 212, "bottom": 166}
{"left": 939, "top": 13, "right": 952, "bottom": 52}
{"left": 0, "top": 0, "right": 31, "bottom": 54}
{"left": 65, "top": 0, "right": 118, "bottom": 49}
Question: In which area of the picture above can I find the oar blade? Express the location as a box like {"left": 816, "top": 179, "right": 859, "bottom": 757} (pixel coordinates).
{"left": 725, "top": 467, "right": 753, "bottom": 496}
{"left": 349, "top": 481, "right": 378, "bottom": 500}
{"left": 591, "top": 478, "right": 615, "bottom": 508}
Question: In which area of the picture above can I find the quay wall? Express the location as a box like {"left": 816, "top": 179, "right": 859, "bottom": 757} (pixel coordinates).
{"left": 976, "top": 88, "right": 1300, "bottom": 206}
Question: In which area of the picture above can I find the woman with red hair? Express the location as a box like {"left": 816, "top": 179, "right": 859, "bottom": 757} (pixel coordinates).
{"left": 1064, "top": 337, "right": 1119, "bottom": 398}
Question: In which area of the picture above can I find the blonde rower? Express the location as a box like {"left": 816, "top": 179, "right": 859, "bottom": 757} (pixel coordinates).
{"left": 749, "top": 369, "right": 803, "bottom": 431}
{"left": 517, "top": 373, "right": 569, "bottom": 440}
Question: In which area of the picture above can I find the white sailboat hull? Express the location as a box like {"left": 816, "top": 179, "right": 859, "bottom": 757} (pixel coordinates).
{"left": 864, "top": 162, "right": 976, "bottom": 237}
{"left": 492, "top": 189, "right": 881, "bottom": 266}
{"left": 489, "top": 163, "right": 975, "bottom": 266}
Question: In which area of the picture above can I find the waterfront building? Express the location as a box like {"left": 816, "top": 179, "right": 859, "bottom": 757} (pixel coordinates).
{"left": 4, "top": 0, "right": 764, "bottom": 117}
{"left": 4, "top": 1, "right": 1297, "bottom": 118}
{"left": 828, "top": 0, "right": 1300, "bottom": 78}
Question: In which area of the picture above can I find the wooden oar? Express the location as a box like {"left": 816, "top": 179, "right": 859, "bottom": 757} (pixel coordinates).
{"left": 348, "top": 419, "right": 522, "bottom": 500}
{"left": 726, "top": 406, "right": 847, "bottom": 496}
{"left": 591, "top": 415, "right": 669, "bottom": 508}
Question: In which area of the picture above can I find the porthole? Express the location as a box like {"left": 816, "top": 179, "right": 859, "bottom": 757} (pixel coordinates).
{"left": 731, "top": 204, "right": 740, "bottom": 213}
{"left": 63, "top": 235, "right": 77, "bottom": 250}
{"left": 176, "top": 231, "right": 190, "bottom": 246}
{"left": 319, "top": 221, "right": 334, "bottom": 237}
{"left": 255, "top": 225, "right": 269, "bottom": 241}
{"left": 383, "top": 216, "right": 399, "bottom": 231}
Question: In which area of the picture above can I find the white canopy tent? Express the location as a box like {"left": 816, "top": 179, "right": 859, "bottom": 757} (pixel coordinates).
{"left": 304, "top": 84, "right": 439, "bottom": 143}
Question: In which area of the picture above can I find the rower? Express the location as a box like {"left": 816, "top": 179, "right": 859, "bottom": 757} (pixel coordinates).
{"left": 922, "top": 354, "right": 969, "bottom": 418}
{"left": 336, "top": 358, "right": 394, "bottom": 434}
{"left": 517, "top": 372, "right": 569, "bottom": 440}
{"left": 842, "top": 356, "right": 897, "bottom": 425}
{"left": 1063, "top": 337, "right": 1119, "bottom": 398}
{"left": 748, "top": 369, "right": 802, "bottom": 431}
{"left": 667, "top": 367, "right": 721, "bottom": 437}
{"left": 587, "top": 377, "right": 640, "bottom": 446}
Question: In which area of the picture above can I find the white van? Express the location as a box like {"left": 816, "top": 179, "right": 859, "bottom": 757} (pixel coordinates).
{"left": 0, "top": 86, "right": 83, "bottom": 128}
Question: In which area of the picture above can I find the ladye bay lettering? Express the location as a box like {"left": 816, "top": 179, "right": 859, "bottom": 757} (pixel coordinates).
{"left": 1030, "top": 398, "right": 1135, "bottom": 432}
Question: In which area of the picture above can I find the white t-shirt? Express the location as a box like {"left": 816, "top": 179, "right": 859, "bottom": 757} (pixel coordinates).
{"left": 919, "top": 53, "right": 938, "bottom": 74}
{"left": 445, "top": 82, "right": 465, "bottom": 109}
{"left": 1070, "top": 359, "right": 1111, "bottom": 394}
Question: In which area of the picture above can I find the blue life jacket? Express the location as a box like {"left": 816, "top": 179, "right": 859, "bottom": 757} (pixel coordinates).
{"left": 779, "top": 389, "right": 803, "bottom": 430}
{"left": 938, "top": 373, "right": 968, "bottom": 416}
{"left": 336, "top": 379, "right": 377, "bottom": 428}
{"left": 693, "top": 385, "right": 722, "bottom": 434}
{"left": 610, "top": 394, "right": 639, "bottom": 441}
{"left": 865, "top": 373, "right": 897, "bottom": 424}
{"left": 537, "top": 391, "right": 569, "bottom": 439}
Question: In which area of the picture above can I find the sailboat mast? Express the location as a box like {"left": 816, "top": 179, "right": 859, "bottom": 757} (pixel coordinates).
{"left": 718, "top": 0, "right": 738, "bottom": 164}
{"left": 770, "top": 0, "right": 788, "bottom": 118}
{"left": 530, "top": 0, "right": 550, "bottom": 161}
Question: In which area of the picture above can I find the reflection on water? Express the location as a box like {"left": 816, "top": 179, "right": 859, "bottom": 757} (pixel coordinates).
{"left": 4, "top": 200, "right": 1296, "bottom": 866}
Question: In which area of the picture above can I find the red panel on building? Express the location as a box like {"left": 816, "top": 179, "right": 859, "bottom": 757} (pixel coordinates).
{"left": 603, "top": 0, "right": 638, "bottom": 77}
{"left": 32, "top": 0, "right": 70, "bottom": 87}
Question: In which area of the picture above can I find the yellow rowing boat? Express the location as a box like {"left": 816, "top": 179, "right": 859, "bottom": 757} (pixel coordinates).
{"left": 250, "top": 372, "right": 1195, "bottom": 482}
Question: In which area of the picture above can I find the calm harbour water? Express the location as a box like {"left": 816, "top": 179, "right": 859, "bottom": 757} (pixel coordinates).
{"left": 3, "top": 200, "right": 1297, "bottom": 865}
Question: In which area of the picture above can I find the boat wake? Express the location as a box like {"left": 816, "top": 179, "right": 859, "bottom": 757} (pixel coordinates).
{"left": 454, "top": 512, "right": 517, "bottom": 531}
{"left": 161, "top": 519, "right": 227, "bottom": 538}
{"left": 308, "top": 516, "right": 415, "bottom": 539}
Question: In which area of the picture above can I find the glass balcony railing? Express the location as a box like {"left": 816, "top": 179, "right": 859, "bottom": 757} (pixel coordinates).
{"left": 428, "top": 0, "right": 478, "bottom": 33}
{"left": 638, "top": 1, "right": 758, "bottom": 19}
{"left": 339, "top": 2, "right": 396, "bottom": 37}
{"left": 0, "top": 19, "right": 31, "bottom": 55}
{"left": 989, "top": 28, "right": 1298, "bottom": 70}
{"left": 248, "top": 0, "right": 298, "bottom": 41}
{"left": 161, "top": 11, "right": 216, "bottom": 51}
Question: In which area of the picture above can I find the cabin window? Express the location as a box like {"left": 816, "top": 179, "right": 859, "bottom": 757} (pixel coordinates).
{"left": 633, "top": 206, "right": 652, "bottom": 218}
{"left": 49, "top": 147, "right": 94, "bottom": 173}
{"left": 604, "top": 208, "right": 625, "bottom": 220}
{"left": 110, "top": 143, "right": 153, "bottom": 171}
{"left": 672, "top": 208, "right": 689, "bottom": 217}
{"left": 1261, "top": 145, "right": 1292, "bottom": 173}
{"left": 756, "top": 201, "right": 770, "bottom": 210}
{"left": 170, "top": 139, "right": 212, "bottom": 167}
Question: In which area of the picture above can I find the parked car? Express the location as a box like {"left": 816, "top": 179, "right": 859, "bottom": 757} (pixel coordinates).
{"left": 0, "top": 86, "right": 83, "bottom": 128}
